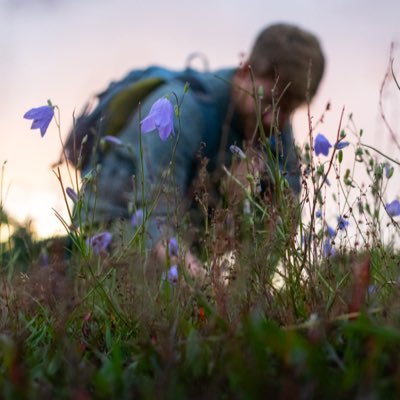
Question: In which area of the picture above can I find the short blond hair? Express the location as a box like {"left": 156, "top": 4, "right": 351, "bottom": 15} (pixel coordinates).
{"left": 248, "top": 23, "right": 325, "bottom": 108}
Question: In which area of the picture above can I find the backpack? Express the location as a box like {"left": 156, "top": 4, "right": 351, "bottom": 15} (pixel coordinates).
{"left": 63, "top": 66, "right": 210, "bottom": 170}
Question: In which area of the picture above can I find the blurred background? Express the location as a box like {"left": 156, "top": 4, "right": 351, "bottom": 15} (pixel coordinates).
{"left": 1, "top": 0, "right": 399, "bottom": 238}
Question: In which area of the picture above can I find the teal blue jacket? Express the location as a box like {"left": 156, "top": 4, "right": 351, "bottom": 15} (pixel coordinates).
{"left": 80, "top": 67, "right": 300, "bottom": 244}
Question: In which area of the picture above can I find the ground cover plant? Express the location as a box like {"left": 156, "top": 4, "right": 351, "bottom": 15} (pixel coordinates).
{"left": 2, "top": 58, "right": 400, "bottom": 399}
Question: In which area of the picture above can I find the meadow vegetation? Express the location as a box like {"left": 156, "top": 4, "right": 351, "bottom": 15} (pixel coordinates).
{"left": 1, "top": 59, "right": 400, "bottom": 399}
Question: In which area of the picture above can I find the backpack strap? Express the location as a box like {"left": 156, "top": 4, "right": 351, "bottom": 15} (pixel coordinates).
{"left": 105, "top": 77, "right": 165, "bottom": 136}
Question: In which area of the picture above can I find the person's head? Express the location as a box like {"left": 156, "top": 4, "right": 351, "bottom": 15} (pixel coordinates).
{"left": 232, "top": 23, "right": 325, "bottom": 139}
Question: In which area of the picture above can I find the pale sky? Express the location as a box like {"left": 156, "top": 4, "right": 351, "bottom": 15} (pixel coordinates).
{"left": 1, "top": 0, "right": 400, "bottom": 238}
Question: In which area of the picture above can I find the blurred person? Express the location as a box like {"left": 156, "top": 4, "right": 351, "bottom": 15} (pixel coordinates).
{"left": 63, "top": 22, "right": 325, "bottom": 279}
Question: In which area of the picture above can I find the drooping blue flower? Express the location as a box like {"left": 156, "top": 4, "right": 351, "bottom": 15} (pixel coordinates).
{"left": 316, "top": 210, "right": 322, "bottom": 218}
{"left": 368, "top": 284, "right": 377, "bottom": 296}
{"left": 23, "top": 105, "right": 54, "bottom": 137}
{"left": 167, "top": 264, "right": 179, "bottom": 284}
{"left": 168, "top": 237, "right": 179, "bottom": 257}
{"left": 324, "top": 176, "right": 331, "bottom": 187}
{"left": 384, "top": 162, "right": 394, "bottom": 179}
{"left": 131, "top": 209, "right": 144, "bottom": 227}
{"left": 66, "top": 187, "right": 78, "bottom": 204}
{"left": 385, "top": 199, "right": 400, "bottom": 217}
{"left": 323, "top": 239, "right": 336, "bottom": 257}
{"left": 337, "top": 215, "right": 349, "bottom": 230}
{"left": 335, "top": 141, "right": 350, "bottom": 150}
{"left": 314, "top": 133, "right": 332, "bottom": 156}
{"left": 229, "top": 145, "right": 246, "bottom": 160}
{"left": 141, "top": 98, "right": 175, "bottom": 141}
{"left": 39, "top": 249, "right": 50, "bottom": 267}
{"left": 326, "top": 225, "right": 336, "bottom": 238}
{"left": 303, "top": 165, "right": 312, "bottom": 177}
{"left": 87, "top": 231, "right": 112, "bottom": 255}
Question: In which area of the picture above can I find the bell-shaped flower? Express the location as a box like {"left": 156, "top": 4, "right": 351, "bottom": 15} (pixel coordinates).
{"left": 168, "top": 237, "right": 179, "bottom": 257}
{"left": 335, "top": 141, "right": 350, "bottom": 150}
{"left": 326, "top": 225, "right": 336, "bottom": 238}
{"left": 337, "top": 215, "right": 349, "bottom": 230}
{"left": 87, "top": 231, "right": 112, "bottom": 255}
{"left": 131, "top": 209, "right": 144, "bottom": 228}
{"left": 141, "top": 98, "right": 175, "bottom": 141}
{"left": 66, "top": 187, "right": 79, "bottom": 204}
{"left": 385, "top": 199, "right": 400, "bottom": 217}
{"left": 384, "top": 163, "right": 394, "bottom": 179}
{"left": 368, "top": 285, "right": 377, "bottom": 296}
{"left": 314, "top": 133, "right": 332, "bottom": 156}
{"left": 323, "top": 239, "right": 336, "bottom": 257}
{"left": 167, "top": 265, "right": 178, "bottom": 284}
{"left": 229, "top": 145, "right": 246, "bottom": 160}
{"left": 23, "top": 105, "right": 55, "bottom": 137}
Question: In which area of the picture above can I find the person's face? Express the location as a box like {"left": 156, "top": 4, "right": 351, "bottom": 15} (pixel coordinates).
{"left": 232, "top": 70, "right": 293, "bottom": 141}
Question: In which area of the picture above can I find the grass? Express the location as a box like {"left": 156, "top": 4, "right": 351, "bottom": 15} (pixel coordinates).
{"left": 1, "top": 63, "right": 400, "bottom": 399}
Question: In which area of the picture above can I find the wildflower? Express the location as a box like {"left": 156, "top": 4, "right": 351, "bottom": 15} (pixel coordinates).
{"left": 131, "top": 209, "right": 144, "bottom": 227}
{"left": 229, "top": 145, "right": 246, "bottom": 160}
{"left": 368, "top": 285, "right": 377, "bottom": 296}
{"left": 384, "top": 162, "right": 394, "bottom": 179}
{"left": 141, "top": 98, "right": 174, "bottom": 141}
{"left": 168, "top": 237, "right": 179, "bottom": 257}
{"left": 335, "top": 141, "right": 350, "bottom": 150}
{"left": 303, "top": 165, "right": 312, "bottom": 177}
{"left": 87, "top": 231, "right": 112, "bottom": 255}
{"left": 316, "top": 210, "right": 322, "bottom": 218}
{"left": 385, "top": 199, "right": 400, "bottom": 217}
{"left": 161, "top": 263, "right": 179, "bottom": 284}
{"left": 167, "top": 265, "right": 178, "bottom": 284}
{"left": 314, "top": 133, "right": 332, "bottom": 156}
{"left": 323, "top": 239, "right": 336, "bottom": 257}
{"left": 23, "top": 104, "right": 55, "bottom": 137}
{"left": 323, "top": 175, "right": 331, "bottom": 186}
{"left": 39, "top": 249, "right": 49, "bottom": 267}
{"left": 102, "top": 135, "right": 123, "bottom": 146}
{"left": 326, "top": 225, "right": 336, "bottom": 238}
{"left": 66, "top": 187, "right": 78, "bottom": 204}
{"left": 337, "top": 215, "right": 349, "bottom": 230}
